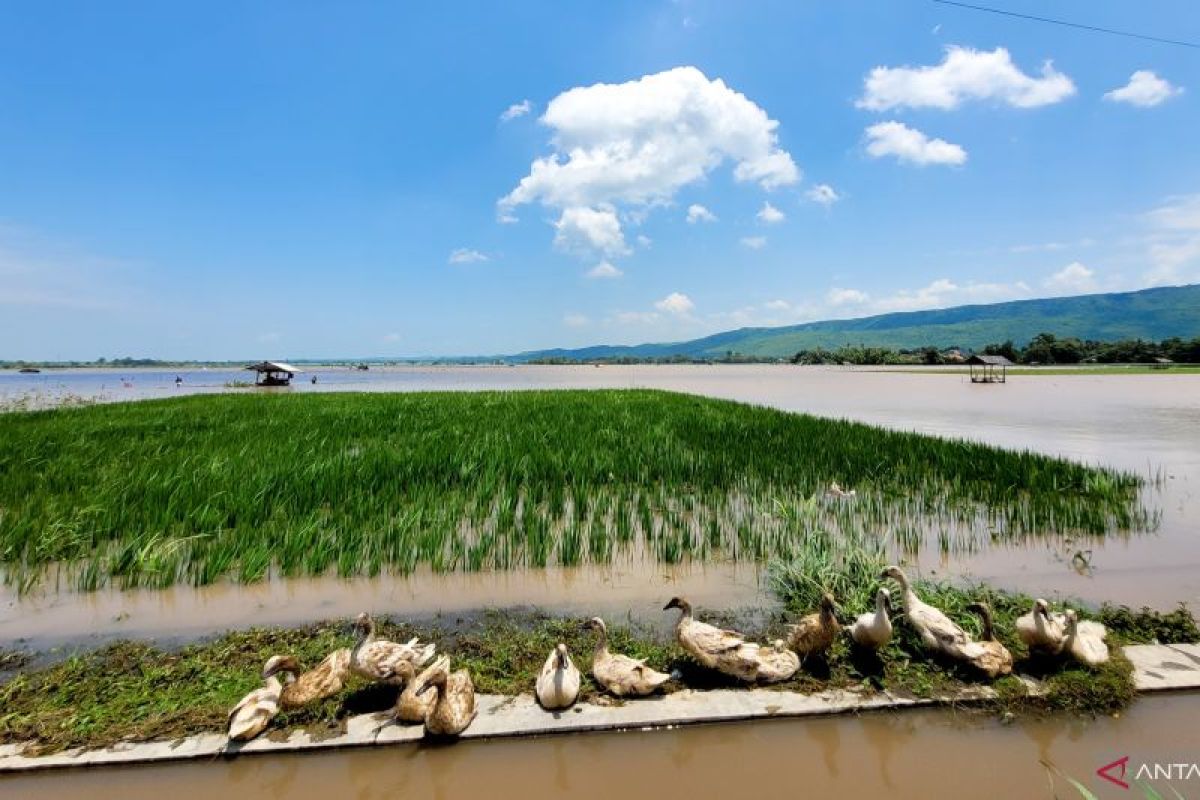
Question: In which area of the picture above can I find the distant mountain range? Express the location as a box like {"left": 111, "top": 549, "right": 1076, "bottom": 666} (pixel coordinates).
{"left": 510, "top": 284, "right": 1200, "bottom": 361}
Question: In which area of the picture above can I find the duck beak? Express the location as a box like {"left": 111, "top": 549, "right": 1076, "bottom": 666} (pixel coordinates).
{"left": 415, "top": 680, "right": 433, "bottom": 696}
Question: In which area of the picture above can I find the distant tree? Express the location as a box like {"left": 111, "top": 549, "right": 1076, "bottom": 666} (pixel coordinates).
{"left": 982, "top": 340, "right": 1020, "bottom": 362}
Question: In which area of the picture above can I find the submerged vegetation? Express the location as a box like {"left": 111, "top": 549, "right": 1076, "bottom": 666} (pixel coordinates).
{"left": 0, "top": 390, "right": 1151, "bottom": 591}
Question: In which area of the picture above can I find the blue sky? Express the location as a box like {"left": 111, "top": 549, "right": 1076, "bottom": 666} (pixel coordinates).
{"left": 2, "top": 1, "right": 1198, "bottom": 360}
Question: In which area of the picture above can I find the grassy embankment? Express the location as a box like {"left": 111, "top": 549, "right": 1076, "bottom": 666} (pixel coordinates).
{"left": 2, "top": 599, "right": 1195, "bottom": 754}
{"left": 0, "top": 390, "right": 1151, "bottom": 592}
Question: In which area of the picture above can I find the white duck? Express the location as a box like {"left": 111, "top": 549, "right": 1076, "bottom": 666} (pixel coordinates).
{"left": 350, "top": 612, "right": 436, "bottom": 683}
{"left": 227, "top": 660, "right": 287, "bottom": 741}
{"left": 1062, "top": 610, "right": 1110, "bottom": 667}
{"left": 1016, "top": 598, "right": 1065, "bottom": 654}
{"left": 664, "top": 596, "right": 760, "bottom": 682}
{"left": 754, "top": 639, "right": 800, "bottom": 683}
{"left": 849, "top": 588, "right": 894, "bottom": 650}
{"left": 583, "top": 617, "right": 672, "bottom": 697}
{"left": 536, "top": 643, "right": 581, "bottom": 710}
{"left": 880, "top": 566, "right": 972, "bottom": 656}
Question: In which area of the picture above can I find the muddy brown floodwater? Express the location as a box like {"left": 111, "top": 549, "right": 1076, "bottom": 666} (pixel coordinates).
{"left": 4, "top": 694, "right": 1198, "bottom": 799}
{"left": 2, "top": 365, "right": 1199, "bottom": 798}
{"left": 3, "top": 365, "right": 1198, "bottom": 649}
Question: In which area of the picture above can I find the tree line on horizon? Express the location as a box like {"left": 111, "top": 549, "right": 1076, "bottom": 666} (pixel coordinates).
{"left": 791, "top": 334, "right": 1200, "bottom": 366}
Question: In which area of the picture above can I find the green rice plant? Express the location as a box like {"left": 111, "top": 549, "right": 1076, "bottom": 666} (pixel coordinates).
{"left": 0, "top": 390, "right": 1153, "bottom": 591}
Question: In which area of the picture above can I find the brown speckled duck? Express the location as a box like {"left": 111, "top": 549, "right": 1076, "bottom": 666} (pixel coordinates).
{"left": 350, "top": 613, "right": 436, "bottom": 683}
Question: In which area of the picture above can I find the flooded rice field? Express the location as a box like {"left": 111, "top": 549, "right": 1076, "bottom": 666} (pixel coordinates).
{"left": 2, "top": 365, "right": 1198, "bottom": 797}
{"left": 2, "top": 364, "right": 1197, "bottom": 644}
{"left": 5, "top": 694, "right": 1198, "bottom": 799}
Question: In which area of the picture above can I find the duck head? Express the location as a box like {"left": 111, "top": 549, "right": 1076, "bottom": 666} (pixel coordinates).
{"left": 581, "top": 616, "right": 607, "bottom": 633}
{"left": 879, "top": 565, "right": 906, "bottom": 583}
{"left": 554, "top": 643, "right": 570, "bottom": 669}
{"left": 415, "top": 656, "right": 451, "bottom": 696}
{"left": 261, "top": 655, "right": 301, "bottom": 680}
{"left": 1034, "top": 598, "right": 1051, "bottom": 618}
{"left": 877, "top": 587, "right": 894, "bottom": 614}
{"left": 663, "top": 596, "right": 691, "bottom": 613}
{"left": 352, "top": 612, "right": 373, "bottom": 637}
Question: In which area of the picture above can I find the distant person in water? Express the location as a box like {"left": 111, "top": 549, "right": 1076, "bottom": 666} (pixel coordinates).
{"left": 175, "top": 375, "right": 183, "bottom": 386}
{"left": 311, "top": 375, "right": 318, "bottom": 384}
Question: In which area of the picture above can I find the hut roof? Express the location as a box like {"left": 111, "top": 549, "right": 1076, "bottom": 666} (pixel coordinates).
{"left": 966, "top": 354, "right": 1013, "bottom": 366}
{"left": 244, "top": 361, "right": 301, "bottom": 374}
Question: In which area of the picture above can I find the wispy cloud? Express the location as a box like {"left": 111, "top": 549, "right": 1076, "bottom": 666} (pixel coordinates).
{"left": 500, "top": 99, "right": 533, "bottom": 121}
{"left": 448, "top": 248, "right": 489, "bottom": 264}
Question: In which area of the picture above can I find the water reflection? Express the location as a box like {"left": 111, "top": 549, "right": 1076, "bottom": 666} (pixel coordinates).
{"left": 5, "top": 695, "right": 1196, "bottom": 799}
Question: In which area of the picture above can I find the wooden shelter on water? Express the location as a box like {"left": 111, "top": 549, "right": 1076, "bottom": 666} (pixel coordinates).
{"left": 967, "top": 354, "right": 1012, "bottom": 384}
{"left": 245, "top": 361, "right": 300, "bottom": 386}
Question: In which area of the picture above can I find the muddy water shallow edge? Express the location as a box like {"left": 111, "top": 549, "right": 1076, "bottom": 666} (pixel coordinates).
{"left": 4, "top": 694, "right": 1198, "bottom": 799}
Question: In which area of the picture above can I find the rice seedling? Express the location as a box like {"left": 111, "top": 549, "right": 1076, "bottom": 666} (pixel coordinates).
{"left": 0, "top": 390, "right": 1153, "bottom": 591}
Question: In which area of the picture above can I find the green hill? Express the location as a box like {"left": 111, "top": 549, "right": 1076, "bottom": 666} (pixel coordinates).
{"left": 513, "top": 284, "right": 1200, "bottom": 361}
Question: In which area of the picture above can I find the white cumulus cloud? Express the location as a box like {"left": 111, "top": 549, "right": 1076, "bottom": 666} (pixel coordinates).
{"left": 806, "top": 184, "right": 840, "bottom": 207}
{"left": 500, "top": 99, "right": 533, "bottom": 121}
{"left": 826, "top": 288, "right": 869, "bottom": 306}
{"left": 498, "top": 66, "right": 800, "bottom": 254}
{"left": 1044, "top": 262, "right": 1097, "bottom": 293}
{"left": 740, "top": 236, "right": 767, "bottom": 250}
{"left": 553, "top": 206, "right": 628, "bottom": 257}
{"left": 865, "top": 121, "right": 966, "bottom": 166}
{"left": 563, "top": 313, "right": 590, "bottom": 327}
{"left": 757, "top": 201, "right": 785, "bottom": 224}
{"left": 448, "top": 248, "right": 489, "bottom": 264}
{"left": 1104, "top": 71, "right": 1183, "bottom": 107}
{"left": 654, "top": 292, "right": 695, "bottom": 315}
{"left": 686, "top": 204, "right": 717, "bottom": 224}
{"left": 857, "top": 46, "right": 1076, "bottom": 111}
{"left": 585, "top": 260, "right": 624, "bottom": 279}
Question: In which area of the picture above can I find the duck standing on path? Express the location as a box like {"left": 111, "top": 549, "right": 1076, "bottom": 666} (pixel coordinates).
{"left": 963, "top": 602, "right": 1014, "bottom": 678}
{"left": 786, "top": 593, "right": 842, "bottom": 658}
{"left": 536, "top": 643, "right": 581, "bottom": 710}
{"left": 664, "top": 596, "right": 760, "bottom": 682}
{"left": 350, "top": 612, "right": 436, "bottom": 683}
{"left": 227, "top": 659, "right": 289, "bottom": 741}
{"left": 849, "top": 588, "right": 894, "bottom": 650}
{"left": 583, "top": 617, "right": 672, "bottom": 697}
{"left": 880, "top": 566, "right": 973, "bottom": 657}
{"left": 417, "top": 656, "right": 478, "bottom": 737}
{"left": 262, "top": 649, "right": 351, "bottom": 709}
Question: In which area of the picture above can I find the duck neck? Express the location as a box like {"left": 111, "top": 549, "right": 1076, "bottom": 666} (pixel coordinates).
{"left": 875, "top": 593, "right": 889, "bottom": 619}
{"left": 592, "top": 626, "right": 610, "bottom": 660}
{"left": 978, "top": 611, "right": 995, "bottom": 642}
{"left": 892, "top": 573, "right": 917, "bottom": 611}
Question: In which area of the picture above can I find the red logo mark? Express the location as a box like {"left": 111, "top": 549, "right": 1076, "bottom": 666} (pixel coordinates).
{"left": 1097, "top": 756, "right": 1130, "bottom": 790}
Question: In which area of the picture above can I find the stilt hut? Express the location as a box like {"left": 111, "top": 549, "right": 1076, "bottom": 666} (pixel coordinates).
{"left": 967, "top": 354, "right": 1012, "bottom": 384}
{"left": 245, "top": 361, "right": 300, "bottom": 386}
